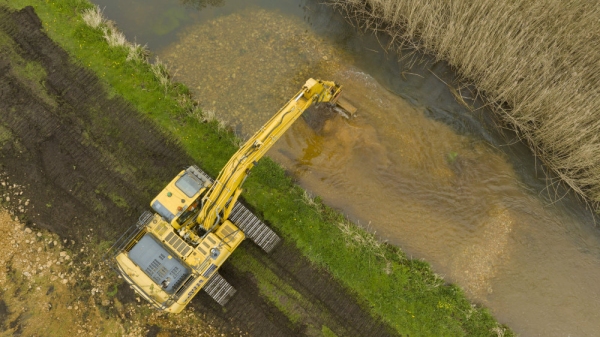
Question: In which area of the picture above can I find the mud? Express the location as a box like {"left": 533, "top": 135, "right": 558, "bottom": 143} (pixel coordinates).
{"left": 0, "top": 6, "right": 395, "bottom": 336}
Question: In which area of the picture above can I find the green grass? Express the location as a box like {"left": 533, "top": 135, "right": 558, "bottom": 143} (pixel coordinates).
{"left": 1, "top": 1, "right": 512, "bottom": 336}
{"left": 231, "top": 245, "right": 369, "bottom": 336}
{"left": 107, "top": 192, "right": 128, "bottom": 210}
{"left": 233, "top": 249, "right": 306, "bottom": 325}
{"left": 20, "top": 61, "right": 46, "bottom": 82}
{"left": 0, "top": 27, "right": 54, "bottom": 106}
{"left": 0, "top": 123, "right": 13, "bottom": 146}
{"left": 322, "top": 325, "right": 339, "bottom": 337}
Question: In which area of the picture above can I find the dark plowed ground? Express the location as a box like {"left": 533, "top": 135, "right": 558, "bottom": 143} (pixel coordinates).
{"left": 0, "top": 6, "right": 396, "bottom": 337}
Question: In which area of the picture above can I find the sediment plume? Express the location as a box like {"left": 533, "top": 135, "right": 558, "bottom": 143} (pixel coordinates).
{"left": 330, "top": 0, "right": 600, "bottom": 206}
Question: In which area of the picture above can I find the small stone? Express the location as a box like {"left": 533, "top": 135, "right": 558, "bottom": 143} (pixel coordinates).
{"left": 37, "top": 232, "right": 42, "bottom": 237}
{"left": 59, "top": 251, "right": 67, "bottom": 257}
{"left": 24, "top": 228, "right": 32, "bottom": 234}
{"left": 61, "top": 279, "right": 68, "bottom": 284}
{"left": 102, "top": 299, "right": 110, "bottom": 306}
{"left": 5, "top": 196, "right": 9, "bottom": 202}
{"left": 67, "top": 306, "right": 72, "bottom": 310}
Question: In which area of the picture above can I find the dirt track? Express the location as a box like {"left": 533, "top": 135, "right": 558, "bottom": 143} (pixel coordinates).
{"left": 0, "top": 6, "right": 396, "bottom": 336}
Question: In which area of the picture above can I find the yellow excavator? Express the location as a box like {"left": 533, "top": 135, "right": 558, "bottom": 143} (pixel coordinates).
{"left": 108, "top": 79, "right": 355, "bottom": 313}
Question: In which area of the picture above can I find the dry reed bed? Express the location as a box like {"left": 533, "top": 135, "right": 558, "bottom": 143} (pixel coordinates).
{"left": 330, "top": 0, "right": 600, "bottom": 205}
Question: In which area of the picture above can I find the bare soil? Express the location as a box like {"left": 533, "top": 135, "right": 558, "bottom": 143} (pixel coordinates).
{"left": 0, "top": 6, "right": 396, "bottom": 337}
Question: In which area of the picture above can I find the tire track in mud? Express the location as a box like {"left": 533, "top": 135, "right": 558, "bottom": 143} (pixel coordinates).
{"left": 0, "top": 6, "right": 397, "bottom": 336}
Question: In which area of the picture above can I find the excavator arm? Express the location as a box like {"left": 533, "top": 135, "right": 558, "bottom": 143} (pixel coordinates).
{"left": 192, "top": 78, "right": 342, "bottom": 233}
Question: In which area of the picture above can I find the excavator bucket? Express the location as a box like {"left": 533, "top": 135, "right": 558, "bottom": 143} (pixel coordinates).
{"left": 334, "top": 96, "right": 357, "bottom": 118}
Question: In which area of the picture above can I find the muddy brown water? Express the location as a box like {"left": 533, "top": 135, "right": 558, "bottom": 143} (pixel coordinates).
{"left": 93, "top": 0, "right": 600, "bottom": 335}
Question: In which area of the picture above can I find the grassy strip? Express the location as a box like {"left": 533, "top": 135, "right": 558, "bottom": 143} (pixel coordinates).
{"left": 232, "top": 246, "right": 340, "bottom": 334}
{"left": 2, "top": 1, "right": 512, "bottom": 335}
{"left": 330, "top": 0, "right": 600, "bottom": 208}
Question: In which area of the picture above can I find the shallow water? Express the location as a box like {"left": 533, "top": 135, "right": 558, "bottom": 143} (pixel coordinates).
{"left": 94, "top": 0, "right": 600, "bottom": 335}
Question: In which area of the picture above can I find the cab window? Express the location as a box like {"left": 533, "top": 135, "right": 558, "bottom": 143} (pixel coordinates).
{"left": 175, "top": 173, "right": 202, "bottom": 198}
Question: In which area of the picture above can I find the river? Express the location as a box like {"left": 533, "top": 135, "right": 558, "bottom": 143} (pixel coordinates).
{"left": 92, "top": 0, "right": 600, "bottom": 335}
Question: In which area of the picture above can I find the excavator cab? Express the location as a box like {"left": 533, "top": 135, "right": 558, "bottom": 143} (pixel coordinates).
{"left": 151, "top": 166, "right": 211, "bottom": 230}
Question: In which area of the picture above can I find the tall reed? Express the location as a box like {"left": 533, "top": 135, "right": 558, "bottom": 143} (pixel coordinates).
{"left": 331, "top": 0, "right": 600, "bottom": 206}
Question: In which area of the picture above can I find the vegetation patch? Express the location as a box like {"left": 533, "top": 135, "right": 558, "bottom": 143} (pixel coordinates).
{"left": 1, "top": 1, "right": 512, "bottom": 336}
{"left": 0, "top": 29, "right": 54, "bottom": 107}
{"left": 233, "top": 247, "right": 320, "bottom": 329}
{"left": 0, "top": 123, "right": 13, "bottom": 146}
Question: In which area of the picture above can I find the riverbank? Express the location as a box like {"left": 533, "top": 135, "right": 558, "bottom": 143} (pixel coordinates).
{"left": 331, "top": 0, "right": 600, "bottom": 208}
{"left": 1, "top": 1, "right": 511, "bottom": 335}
